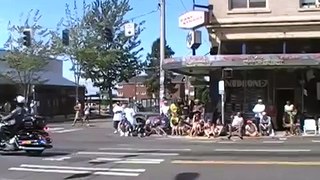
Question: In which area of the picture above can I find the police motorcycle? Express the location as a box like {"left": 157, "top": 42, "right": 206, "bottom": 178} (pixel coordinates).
{"left": 0, "top": 99, "right": 52, "bottom": 155}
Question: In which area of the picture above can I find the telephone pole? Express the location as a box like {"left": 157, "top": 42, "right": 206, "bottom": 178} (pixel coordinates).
{"left": 159, "top": 0, "right": 166, "bottom": 108}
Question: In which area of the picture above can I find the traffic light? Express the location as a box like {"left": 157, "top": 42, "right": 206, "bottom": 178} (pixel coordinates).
{"left": 62, "top": 29, "right": 70, "bottom": 46}
{"left": 104, "top": 27, "right": 113, "bottom": 42}
{"left": 22, "top": 29, "right": 31, "bottom": 47}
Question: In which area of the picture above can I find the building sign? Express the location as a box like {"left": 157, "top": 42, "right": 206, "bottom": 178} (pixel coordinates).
{"left": 178, "top": 11, "right": 207, "bottom": 29}
{"left": 225, "top": 80, "right": 268, "bottom": 88}
{"left": 243, "top": 56, "right": 284, "bottom": 66}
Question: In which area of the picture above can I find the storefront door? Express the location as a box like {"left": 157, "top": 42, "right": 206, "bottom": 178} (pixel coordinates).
{"left": 276, "top": 89, "right": 295, "bottom": 130}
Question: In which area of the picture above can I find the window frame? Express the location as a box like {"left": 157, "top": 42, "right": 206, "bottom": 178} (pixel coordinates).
{"left": 300, "top": 0, "right": 320, "bottom": 8}
{"left": 229, "top": 0, "right": 268, "bottom": 10}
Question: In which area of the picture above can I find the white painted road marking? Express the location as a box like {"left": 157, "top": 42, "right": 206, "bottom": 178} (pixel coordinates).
{"left": 90, "top": 158, "right": 164, "bottom": 164}
{"left": 8, "top": 167, "right": 140, "bottom": 177}
{"left": 214, "top": 149, "right": 311, "bottom": 152}
{"left": 77, "top": 151, "right": 179, "bottom": 156}
{"left": 171, "top": 160, "right": 320, "bottom": 166}
{"left": 218, "top": 141, "right": 236, "bottom": 144}
{"left": 99, "top": 147, "right": 191, "bottom": 152}
{"left": 43, "top": 156, "right": 71, "bottom": 161}
{"left": 54, "top": 128, "right": 83, "bottom": 133}
{"left": 312, "top": 140, "right": 320, "bottom": 143}
{"left": 18, "top": 164, "right": 145, "bottom": 173}
{"left": 262, "top": 141, "right": 284, "bottom": 144}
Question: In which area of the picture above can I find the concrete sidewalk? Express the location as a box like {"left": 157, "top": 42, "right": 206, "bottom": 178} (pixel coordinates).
{"left": 165, "top": 132, "right": 320, "bottom": 141}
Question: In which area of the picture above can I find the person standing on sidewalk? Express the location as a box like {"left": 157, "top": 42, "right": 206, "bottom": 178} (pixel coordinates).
{"left": 82, "top": 103, "right": 91, "bottom": 126}
{"left": 112, "top": 102, "right": 123, "bottom": 134}
{"left": 72, "top": 101, "right": 82, "bottom": 126}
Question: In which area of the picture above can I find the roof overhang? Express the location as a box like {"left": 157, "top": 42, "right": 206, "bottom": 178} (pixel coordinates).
{"left": 163, "top": 53, "right": 320, "bottom": 75}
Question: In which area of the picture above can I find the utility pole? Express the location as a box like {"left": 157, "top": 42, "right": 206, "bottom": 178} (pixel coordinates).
{"left": 159, "top": 0, "right": 166, "bottom": 110}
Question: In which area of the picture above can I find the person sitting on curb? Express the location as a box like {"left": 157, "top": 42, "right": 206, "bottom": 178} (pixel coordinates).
{"left": 204, "top": 118, "right": 215, "bottom": 138}
{"left": 259, "top": 112, "right": 272, "bottom": 136}
{"left": 245, "top": 120, "right": 258, "bottom": 137}
{"left": 228, "top": 112, "right": 244, "bottom": 140}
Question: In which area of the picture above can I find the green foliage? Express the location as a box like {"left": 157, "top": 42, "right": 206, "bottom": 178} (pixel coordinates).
{"left": 195, "top": 86, "right": 210, "bottom": 104}
{"left": 2, "top": 9, "right": 53, "bottom": 100}
{"left": 76, "top": 0, "right": 144, "bottom": 93}
{"left": 144, "top": 38, "right": 176, "bottom": 97}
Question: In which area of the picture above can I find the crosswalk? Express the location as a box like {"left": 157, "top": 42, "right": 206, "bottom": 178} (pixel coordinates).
{"left": 47, "top": 127, "right": 83, "bottom": 134}
{"left": 7, "top": 147, "right": 186, "bottom": 178}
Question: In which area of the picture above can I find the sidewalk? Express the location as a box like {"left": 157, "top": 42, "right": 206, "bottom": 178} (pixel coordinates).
{"left": 165, "top": 132, "right": 320, "bottom": 141}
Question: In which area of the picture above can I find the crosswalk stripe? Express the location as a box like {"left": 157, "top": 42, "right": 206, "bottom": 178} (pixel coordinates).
{"left": 54, "top": 128, "right": 82, "bottom": 133}
{"left": 19, "top": 164, "right": 145, "bottom": 173}
{"left": 8, "top": 167, "right": 140, "bottom": 177}
{"left": 77, "top": 151, "right": 179, "bottom": 156}
{"left": 99, "top": 147, "right": 191, "bottom": 151}
{"left": 90, "top": 158, "right": 164, "bottom": 164}
{"left": 43, "top": 156, "right": 71, "bottom": 161}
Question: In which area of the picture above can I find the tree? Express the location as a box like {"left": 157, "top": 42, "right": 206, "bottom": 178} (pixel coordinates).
{"left": 144, "top": 38, "right": 176, "bottom": 98}
{"left": 3, "top": 9, "right": 53, "bottom": 102}
{"left": 76, "top": 0, "right": 144, "bottom": 107}
{"left": 51, "top": 0, "right": 90, "bottom": 102}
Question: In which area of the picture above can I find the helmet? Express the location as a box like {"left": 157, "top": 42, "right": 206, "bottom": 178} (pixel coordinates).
{"left": 16, "top": 95, "right": 26, "bottom": 103}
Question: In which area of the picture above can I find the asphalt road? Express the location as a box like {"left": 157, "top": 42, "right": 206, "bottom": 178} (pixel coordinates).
{"left": 1, "top": 121, "right": 320, "bottom": 180}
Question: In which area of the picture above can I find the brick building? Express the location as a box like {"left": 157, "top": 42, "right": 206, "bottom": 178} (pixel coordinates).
{"left": 117, "top": 74, "right": 194, "bottom": 104}
{"left": 164, "top": 0, "right": 320, "bottom": 129}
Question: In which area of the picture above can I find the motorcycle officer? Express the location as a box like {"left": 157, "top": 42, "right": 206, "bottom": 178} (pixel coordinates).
{"left": 0, "top": 95, "right": 27, "bottom": 150}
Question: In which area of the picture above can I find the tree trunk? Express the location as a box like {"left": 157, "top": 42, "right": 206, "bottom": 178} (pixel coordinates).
{"left": 108, "top": 87, "right": 113, "bottom": 115}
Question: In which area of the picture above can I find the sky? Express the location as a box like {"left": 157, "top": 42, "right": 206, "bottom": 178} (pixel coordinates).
{"left": 0, "top": 0, "right": 210, "bottom": 94}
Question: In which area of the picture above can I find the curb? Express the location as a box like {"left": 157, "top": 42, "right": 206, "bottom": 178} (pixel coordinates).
{"left": 165, "top": 135, "right": 320, "bottom": 141}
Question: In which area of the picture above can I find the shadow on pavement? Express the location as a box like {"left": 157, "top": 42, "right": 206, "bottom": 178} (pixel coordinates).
{"left": 175, "top": 172, "right": 200, "bottom": 180}
{"left": 0, "top": 151, "right": 69, "bottom": 157}
{"left": 64, "top": 173, "right": 92, "bottom": 179}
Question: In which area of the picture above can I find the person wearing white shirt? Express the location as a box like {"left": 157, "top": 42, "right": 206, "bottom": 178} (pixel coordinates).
{"left": 123, "top": 103, "right": 137, "bottom": 129}
{"left": 160, "top": 100, "right": 169, "bottom": 117}
{"left": 113, "top": 102, "right": 123, "bottom": 134}
{"left": 252, "top": 99, "right": 265, "bottom": 128}
{"left": 228, "top": 112, "right": 244, "bottom": 140}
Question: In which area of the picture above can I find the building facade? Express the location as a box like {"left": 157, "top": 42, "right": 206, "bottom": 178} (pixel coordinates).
{"left": 163, "top": 0, "right": 320, "bottom": 129}
{"left": 0, "top": 50, "right": 85, "bottom": 116}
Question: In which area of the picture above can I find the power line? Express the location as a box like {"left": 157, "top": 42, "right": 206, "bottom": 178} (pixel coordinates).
{"left": 179, "top": 0, "right": 188, "bottom": 11}
{"left": 129, "top": 5, "right": 160, "bottom": 21}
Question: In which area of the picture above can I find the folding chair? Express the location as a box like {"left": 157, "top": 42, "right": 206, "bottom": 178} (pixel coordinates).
{"left": 303, "top": 119, "right": 317, "bottom": 135}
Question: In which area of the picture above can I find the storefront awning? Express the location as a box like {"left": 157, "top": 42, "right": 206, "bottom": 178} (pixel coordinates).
{"left": 163, "top": 53, "right": 320, "bottom": 75}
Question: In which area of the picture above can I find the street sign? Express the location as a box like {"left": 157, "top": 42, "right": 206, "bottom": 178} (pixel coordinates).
{"left": 179, "top": 11, "right": 208, "bottom": 29}
{"left": 124, "top": 23, "right": 135, "bottom": 37}
{"left": 219, "top": 80, "right": 225, "bottom": 95}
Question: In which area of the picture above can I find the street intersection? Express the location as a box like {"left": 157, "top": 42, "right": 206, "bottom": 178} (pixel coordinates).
{"left": 1, "top": 120, "right": 320, "bottom": 180}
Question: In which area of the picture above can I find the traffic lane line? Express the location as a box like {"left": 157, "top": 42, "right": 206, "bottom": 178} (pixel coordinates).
{"left": 99, "top": 147, "right": 191, "bottom": 152}
{"left": 214, "top": 149, "right": 311, "bottom": 152}
{"left": 18, "top": 164, "right": 145, "bottom": 173}
{"left": 262, "top": 141, "right": 284, "bottom": 144}
{"left": 77, "top": 151, "right": 179, "bottom": 156}
{"left": 171, "top": 160, "right": 320, "bottom": 166}
{"left": 8, "top": 167, "right": 140, "bottom": 177}
{"left": 89, "top": 158, "right": 164, "bottom": 164}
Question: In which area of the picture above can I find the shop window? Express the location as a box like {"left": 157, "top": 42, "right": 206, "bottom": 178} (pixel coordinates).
{"left": 230, "top": 0, "right": 266, "bottom": 9}
{"left": 300, "top": 0, "right": 320, "bottom": 8}
{"left": 117, "top": 92, "right": 123, "bottom": 97}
